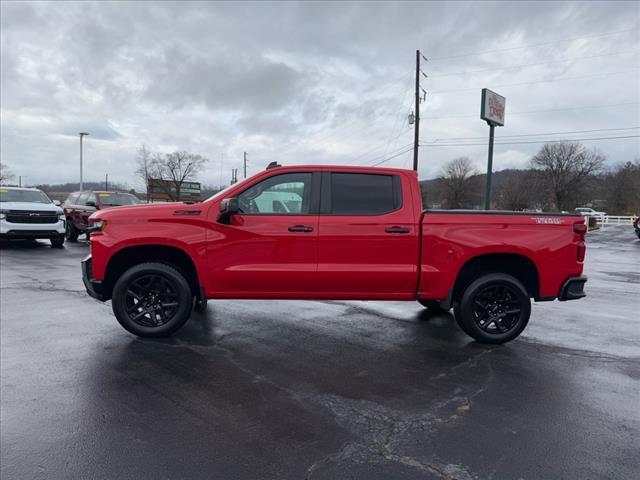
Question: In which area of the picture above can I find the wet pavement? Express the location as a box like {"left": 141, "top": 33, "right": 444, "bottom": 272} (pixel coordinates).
{"left": 1, "top": 225, "right": 639, "bottom": 479}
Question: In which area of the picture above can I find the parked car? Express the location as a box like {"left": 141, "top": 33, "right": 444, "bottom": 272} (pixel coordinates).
{"left": 82, "top": 164, "right": 588, "bottom": 344}
{"left": 63, "top": 191, "right": 141, "bottom": 241}
{"left": 0, "top": 186, "right": 66, "bottom": 248}
{"left": 634, "top": 216, "right": 640, "bottom": 239}
{"left": 575, "top": 207, "right": 606, "bottom": 218}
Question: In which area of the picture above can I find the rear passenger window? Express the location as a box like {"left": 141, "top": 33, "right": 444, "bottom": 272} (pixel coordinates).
{"left": 66, "top": 193, "right": 79, "bottom": 204}
{"left": 330, "top": 173, "right": 401, "bottom": 215}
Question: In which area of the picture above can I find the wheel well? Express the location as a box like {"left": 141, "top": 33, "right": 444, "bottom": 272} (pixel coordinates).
{"left": 453, "top": 254, "right": 539, "bottom": 302}
{"left": 102, "top": 245, "right": 200, "bottom": 301}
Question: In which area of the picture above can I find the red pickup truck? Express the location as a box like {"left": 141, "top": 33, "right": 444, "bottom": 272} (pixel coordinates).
{"left": 82, "top": 164, "right": 587, "bottom": 344}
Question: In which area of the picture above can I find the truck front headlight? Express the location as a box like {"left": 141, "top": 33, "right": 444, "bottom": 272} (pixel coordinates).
{"left": 87, "top": 219, "right": 106, "bottom": 233}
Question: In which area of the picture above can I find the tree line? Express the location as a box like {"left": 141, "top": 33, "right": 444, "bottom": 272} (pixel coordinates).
{"left": 422, "top": 142, "right": 640, "bottom": 215}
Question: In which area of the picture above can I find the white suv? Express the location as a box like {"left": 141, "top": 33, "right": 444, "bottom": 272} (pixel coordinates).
{"left": 0, "top": 186, "right": 66, "bottom": 248}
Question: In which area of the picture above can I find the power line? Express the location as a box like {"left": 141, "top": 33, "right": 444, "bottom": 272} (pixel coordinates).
{"left": 370, "top": 146, "right": 414, "bottom": 167}
{"left": 422, "top": 101, "right": 640, "bottom": 120}
{"left": 360, "top": 142, "right": 414, "bottom": 166}
{"left": 429, "top": 69, "right": 639, "bottom": 95}
{"left": 351, "top": 127, "right": 412, "bottom": 162}
{"left": 424, "top": 126, "right": 639, "bottom": 143}
{"left": 430, "top": 50, "right": 639, "bottom": 78}
{"left": 352, "top": 70, "right": 415, "bottom": 163}
{"left": 419, "top": 134, "right": 640, "bottom": 147}
{"left": 428, "top": 27, "right": 639, "bottom": 62}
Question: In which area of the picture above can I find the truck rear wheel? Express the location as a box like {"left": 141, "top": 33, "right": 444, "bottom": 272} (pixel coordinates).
{"left": 111, "top": 262, "right": 192, "bottom": 337}
{"left": 454, "top": 273, "right": 531, "bottom": 344}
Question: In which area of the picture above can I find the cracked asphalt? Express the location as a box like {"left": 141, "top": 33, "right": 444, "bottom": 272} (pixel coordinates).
{"left": 1, "top": 225, "right": 639, "bottom": 479}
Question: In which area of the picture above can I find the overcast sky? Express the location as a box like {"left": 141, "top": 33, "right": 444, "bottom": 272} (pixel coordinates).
{"left": 1, "top": 1, "right": 638, "bottom": 189}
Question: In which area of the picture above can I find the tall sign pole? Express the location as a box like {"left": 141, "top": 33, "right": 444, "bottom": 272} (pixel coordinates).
{"left": 243, "top": 151, "right": 248, "bottom": 179}
{"left": 480, "top": 89, "right": 505, "bottom": 210}
{"left": 412, "top": 50, "right": 420, "bottom": 171}
{"left": 79, "top": 132, "right": 90, "bottom": 191}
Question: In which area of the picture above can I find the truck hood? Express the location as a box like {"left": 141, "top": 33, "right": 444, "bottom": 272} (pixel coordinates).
{"left": 90, "top": 202, "right": 205, "bottom": 221}
{"left": 0, "top": 201, "right": 62, "bottom": 214}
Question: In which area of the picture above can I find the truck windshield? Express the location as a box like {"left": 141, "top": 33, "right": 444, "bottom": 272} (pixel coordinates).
{"left": 98, "top": 193, "right": 141, "bottom": 206}
{"left": 0, "top": 189, "right": 52, "bottom": 204}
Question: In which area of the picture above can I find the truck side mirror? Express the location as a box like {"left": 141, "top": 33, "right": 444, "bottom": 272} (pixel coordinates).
{"left": 86, "top": 201, "right": 96, "bottom": 207}
{"left": 53, "top": 200, "right": 61, "bottom": 206}
{"left": 218, "top": 197, "right": 239, "bottom": 224}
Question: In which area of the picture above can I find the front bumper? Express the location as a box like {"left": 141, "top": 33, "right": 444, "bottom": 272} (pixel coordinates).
{"left": 81, "top": 254, "right": 106, "bottom": 301}
{"left": 558, "top": 276, "right": 587, "bottom": 301}
{"left": 0, "top": 219, "right": 65, "bottom": 238}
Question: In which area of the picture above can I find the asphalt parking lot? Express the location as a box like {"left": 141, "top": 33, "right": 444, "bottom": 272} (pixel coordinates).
{"left": 1, "top": 225, "right": 638, "bottom": 480}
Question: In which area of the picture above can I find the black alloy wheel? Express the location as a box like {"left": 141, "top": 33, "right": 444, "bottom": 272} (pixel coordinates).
{"left": 124, "top": 274, "right": 180, "bottom": 328}
{"left": 471, "top": 284, "right": 523, "bottom": 334}
{"left": 454, "top": 273, "right": 531, "bottom": 344}
{"left": 112, "top": 262, "right": 192, "bottom": 337}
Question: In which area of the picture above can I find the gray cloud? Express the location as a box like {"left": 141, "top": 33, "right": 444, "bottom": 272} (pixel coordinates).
{"left": 1, "top": 0, "right": 638, "bottom": 187}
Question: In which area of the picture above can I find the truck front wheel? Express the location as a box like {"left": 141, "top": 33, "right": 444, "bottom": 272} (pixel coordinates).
{"left": 111, "top": 262, "right": 192, "bottom": 337}
{"left": 454, "top": 273, "right": 531, "bottom": 344}
{"left": 65, "top": 221, "right": 79, "bottom": 242}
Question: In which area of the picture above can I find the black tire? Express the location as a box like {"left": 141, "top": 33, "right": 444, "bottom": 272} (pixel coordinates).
{"left": 50, "top": 235, "right": 65, "bottom": 248}
{"left": 454, "top": 273, "right": 531, "bottom": 344}
{"left": 417, "top": 299, "right": 448, "bottom": 312}
{"left": 111, "top": 262, "right": 192, "bottom": 337}
{"left": 65, "top": 221, "right": 79, "bottom": 242}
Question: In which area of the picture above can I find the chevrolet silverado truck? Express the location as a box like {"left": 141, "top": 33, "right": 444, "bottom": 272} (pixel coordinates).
{"left": 63, "top": 190, "right": 141, "bottom": 241}
{"left": 0, "top": 186, "right": 66, "bottom": 248}
{"left": 82, "top": 164, "right": 587, "bottom": 344}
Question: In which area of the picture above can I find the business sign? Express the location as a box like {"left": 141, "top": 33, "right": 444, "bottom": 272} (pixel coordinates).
{"left": 148, "top": 179, "right": 201, "bottom": 202}
{"left": 480, "top": 88, "right": 506, "bottom": 126}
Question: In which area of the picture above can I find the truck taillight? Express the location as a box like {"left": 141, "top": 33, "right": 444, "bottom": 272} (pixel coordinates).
{"left": 574, "top": 221, "right": 587, "bottom": 262}
{"left": 573, "top": 222, "right": 587, "bottom": 237}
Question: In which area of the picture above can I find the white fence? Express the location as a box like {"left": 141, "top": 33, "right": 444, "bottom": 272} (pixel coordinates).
{"left": 597, "top": 215, "right": 637, "bottom": 227}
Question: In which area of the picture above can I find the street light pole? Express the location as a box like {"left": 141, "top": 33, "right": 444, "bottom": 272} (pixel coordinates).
{"left": 79, "top": 132, "right": 90, "bottom": 191}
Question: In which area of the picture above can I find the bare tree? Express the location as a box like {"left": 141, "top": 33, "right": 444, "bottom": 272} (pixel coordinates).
{"left": 602, "top": 160, "right": 640, "bottom": 214}
{"left": 531, "top": 142, "right": 605, "bottom": 210}
{"left": 0, "top": 162, "right": 15, "bottom": 184}
{"left": 494, "top": 169, "right": 542, "bottom": 211}
{"left": 148, "top": 151, "right": 208, "bottom": 201}
{"left": 440, "top": 157, "right": 480, "bottom": 209}
{"left": 135, "top": 145, "right": 152, "bottom": 202}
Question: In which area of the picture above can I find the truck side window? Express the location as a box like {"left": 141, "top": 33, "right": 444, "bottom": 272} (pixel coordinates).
{"left": 330, "top": 173, "right": 401, "bottom": 215}
{"left": 66, "top": 193, "right": 79, "bottom": 205}
{"left": 237, "top": 173, "right": 312, "bottom": 215}
{"left": 77, "top": 192, "right": 89, "bottom": 205}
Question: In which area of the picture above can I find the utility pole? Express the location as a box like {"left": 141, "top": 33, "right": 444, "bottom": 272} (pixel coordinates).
{"left": 243, "top": 151, "right": 248, "bottom": 179}
{"left": 412, "top": 50, "right": 420, "bottom": 171}
{"left": 105, "top": 173, "right": 108, "bottom": 191}
{"left": 19, "top": 176, "right": 22, "bottom": 187}
{"left": 79, "top": 132, "right": 90, "bottom": 191}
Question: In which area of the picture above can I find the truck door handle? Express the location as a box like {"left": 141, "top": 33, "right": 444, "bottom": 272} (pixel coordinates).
{"left": 385, "top": 226, "right": 410, "bottom": 234}
{"left": 288, "top": 225, "right": 314, "bottom": 233}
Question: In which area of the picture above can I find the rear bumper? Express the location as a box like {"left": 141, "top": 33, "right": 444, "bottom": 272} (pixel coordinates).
{"left": 558, "top": 276, "right": 587, "bottom": 301}
{"left": 81, "top": 254, "right": 106, "bottom": 301}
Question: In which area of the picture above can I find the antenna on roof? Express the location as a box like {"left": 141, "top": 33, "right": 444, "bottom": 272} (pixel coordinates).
{"left": 266, "top": 161, "right": 281, "bottom": 170}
